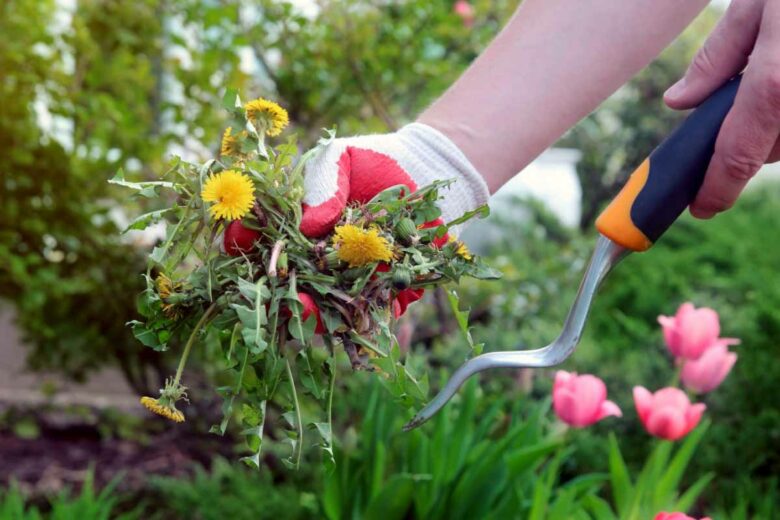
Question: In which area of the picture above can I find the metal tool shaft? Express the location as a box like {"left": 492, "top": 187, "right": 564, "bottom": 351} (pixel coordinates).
{"left": 403, "top": 235, "right": 628, "bottom": 431}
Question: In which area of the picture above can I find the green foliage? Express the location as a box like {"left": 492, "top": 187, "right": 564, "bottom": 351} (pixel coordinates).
{"left": 243, "top": 0, "right": 520, "bottom": 138}
{"left": 141, "top": 375, "right": 712, "bottom": 520}
{"left": 0, "top": 0, "right": 162, "bottom": 392}
{"left": 324, "top": 379, "right": 597, "bottom": 520}
{"left": 149, "top": 458, "right": 319, "bottom": 520}
{"left": 580, "top": 185, "right": 780, "bottom": 500}
{"left": 0, "top": 473, "right": 138, "bottom": 520}
{"left": 597, "top": 426, "right": 712, "bottom": 519}
{"left": 712, "top": 478, "right": 778, "bottom": 520}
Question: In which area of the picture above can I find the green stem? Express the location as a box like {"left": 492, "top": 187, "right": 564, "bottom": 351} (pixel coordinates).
{"left": 670, "top": 361, "right": 683, "bottom": 388}
{"left": 285, "top": 358, "right": 303, "bottom": 469}
{"left": 323, "top": 335, "right": 337, "bottom": 443}
{"left": 327, "top": 350, "right": 336, "bottom": 431}
{"left": 173, "top": 302, "right": 218, "bottom": 385}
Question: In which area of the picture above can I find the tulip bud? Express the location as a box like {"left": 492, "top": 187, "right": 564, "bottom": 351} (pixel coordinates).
{"left": 658, "top": 302, "right": 724, "bottom": 360}
{"left": 633, "top": 386, "right": 706, "bottom": 441}
{"left": 395, "top": 217, "right": 419, "bottom": 244}
{"left": 552, "top": 371, "right": 622, "bottom": 428}
{"left": 392, "top": 266, "right": 412, "bottom": 290}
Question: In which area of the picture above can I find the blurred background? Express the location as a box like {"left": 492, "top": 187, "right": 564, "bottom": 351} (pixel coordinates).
{"left": 1, "top": 0, "right": 779, "bottom": 518}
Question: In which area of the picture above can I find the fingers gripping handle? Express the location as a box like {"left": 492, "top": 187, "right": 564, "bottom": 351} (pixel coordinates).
{"left": 596, "top": 76, "right": 742, "bottom": 251}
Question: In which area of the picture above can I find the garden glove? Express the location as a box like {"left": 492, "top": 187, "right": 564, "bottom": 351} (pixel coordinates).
{"left": 298, "top": 122, "right": 489, "bottom": 318}
{"left": 299, "top": 122, "right": 489, "bottom": 238}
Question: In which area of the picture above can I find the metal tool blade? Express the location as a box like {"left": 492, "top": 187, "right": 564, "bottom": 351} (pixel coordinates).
{"left": 403, "top": 235, "right": 628, "bottom": 431}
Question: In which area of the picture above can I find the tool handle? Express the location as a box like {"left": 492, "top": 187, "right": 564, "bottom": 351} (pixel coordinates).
{"left": 596, "top": 76, "right": 741, "bottom": 251}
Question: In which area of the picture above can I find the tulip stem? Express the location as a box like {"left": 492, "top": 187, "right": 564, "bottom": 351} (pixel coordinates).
{"left": 670, "top": 362, "right": 683, "bottom": 389}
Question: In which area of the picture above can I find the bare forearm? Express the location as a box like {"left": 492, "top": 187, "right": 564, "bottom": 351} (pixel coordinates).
{"left": 419, "top": 0, "right": 709, "bottom": 193}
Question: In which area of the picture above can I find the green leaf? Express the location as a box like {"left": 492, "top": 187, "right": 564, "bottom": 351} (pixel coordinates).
{"left": 363, "top": 475, "right": 415, "bottom": 520}
{"left": 607, "top": 433, "right": 634, "bottom": 516}
{"left": 673, "top": 472, "right": 714, "bottom": 512}
{"left": 505, "top": 438, "right": 563, "bottom": 475}
{"left": 149, "top": 245, "right": 166, "bottom": 265}
{"left": 239, "top": 400, "right": 266, "bottom": 469}
{"left": 583, "top": 495, "right": 617, "bottom": 520}
{"left": 310, "top": 421, "right": 335, "bottom": 475}
{"left": 465, "top": 262, "right": 503, "bottom": 280}
{"left": 655, "top": 421, "right": 709, "bottom": 503}
{"left": 232, "top": 302, "right": 267, "bottom": 354}
{"left": 446, "top": 289, "right": 483, "bottom": 355}
{"left": 237, "top": 277, "right": 259, "bottom": 301}
{"left": 446, "top": 204, "right": 490, "bottom": 227}
{"left": 108, "top": 168, "right": 176, "bottom": 195}
{"left": 130, "top": 321, "right": 164, "bottom": 351}
{"left": 222, "top": 88, "right": 239, "bottom": 110}
{"left": 123, "top": 208, "right": 172, "bottom": 233}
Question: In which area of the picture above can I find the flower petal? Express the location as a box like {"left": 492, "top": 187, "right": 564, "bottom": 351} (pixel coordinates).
{"left": 683, "top": 403, "right": 706, "bottom": 437}
{"left": 633, "top": 386, "right": 653, "bottom": 423}
{"left": 597, "top": 400, "right": 623, "bottom": 420}
{"left": 553, "top": 370, "right": 574, "bottom": 393}
{"left": 646, "top": 406, "right": 688, "bottom": 440}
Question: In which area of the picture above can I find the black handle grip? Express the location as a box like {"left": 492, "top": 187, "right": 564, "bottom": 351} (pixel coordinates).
{"left": 596, "top": 76, "right": 741, "bottom": 251}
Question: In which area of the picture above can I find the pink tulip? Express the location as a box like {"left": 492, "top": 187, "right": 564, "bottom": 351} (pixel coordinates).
{"left": 658, "top": 302, "right": 724, "bottom": 360}
{"left": 654, "top": 513, "right": 711, "bottom": 520}
{"left": 552, "top": 371, "right": 622, "bottom": 428}
{"left": 634, "top": 386, "right": 705, "bottom": 441}
{"left": 453, "top": 0, "right": 475, "bottom": 27}
{"left": 681, "top": 339, "right": 739, "bottom": 394}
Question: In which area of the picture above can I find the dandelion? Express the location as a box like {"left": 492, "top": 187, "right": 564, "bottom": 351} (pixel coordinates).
{"left": 244, "top": 98, "right": 289, "bottom": 137}
{"left": 448, "top": 236, "right": 473, "bottom": 260}
{"left": 221, "top": 127, "right": 247, "bottom": 157}
{"left": 140, "top": 395, "right": 185, "bottom": 423}
{"left": 201, "top": 170, "right": 255, "bottom": 221}
{"left": 156, "top": 273, "right": 183, "bottom": 319}
{"left": 332, "top": 224, "right": 393, "bottom": 267}
{"left": 139, "top": 304, "right": 217, "bottom": 424}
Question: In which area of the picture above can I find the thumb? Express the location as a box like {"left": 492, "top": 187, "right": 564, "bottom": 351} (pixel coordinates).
{"left": 664, "top": 0, "right": 761, "bottom": 110}
{"left": 300, "top": 142, "right": 351, "bottom": 238}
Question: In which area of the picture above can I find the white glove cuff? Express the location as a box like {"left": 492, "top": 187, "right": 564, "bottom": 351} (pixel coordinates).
{"left": 396, "top": 123, "right": 490, "bottom": 228}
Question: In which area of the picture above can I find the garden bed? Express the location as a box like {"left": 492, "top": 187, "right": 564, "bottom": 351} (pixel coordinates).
{"left": 0, "top": 411, "right": 232, "bottom": 496}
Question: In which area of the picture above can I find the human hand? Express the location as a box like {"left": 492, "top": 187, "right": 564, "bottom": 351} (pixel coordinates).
{"left": 299, "top": 122, "right": 489, "bottom": 317}
{"left": 664, "top": 0, "right": 780, "bottom": 219}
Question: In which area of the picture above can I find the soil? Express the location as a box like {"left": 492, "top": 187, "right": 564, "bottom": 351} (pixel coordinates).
{"left": 0, "top": 417, "right": 235, "bottom": 497}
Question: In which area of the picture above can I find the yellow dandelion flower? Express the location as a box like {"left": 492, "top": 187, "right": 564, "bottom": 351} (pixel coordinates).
{"left": 220, "top": 127, "right": 247, "bottom": 157}
{"left": 244, "top": 98, "right": 289, "bottom": 137}
{"left": 155, "top": 273, "right": 174, "bottom": 299}
{"left": 155, "top": 273, "right": 184, "bottom": 320}
{"left": 333, "top": 224, "right": 394, "bottom": 267}
{"left": 140, "top": 396, "right": 185, "bottom": 423}
{"left": 201, "top": 170, "right": 255, "bottom": 221}
{"left": 448, "top": 236, "right": 473, "bottom": 261}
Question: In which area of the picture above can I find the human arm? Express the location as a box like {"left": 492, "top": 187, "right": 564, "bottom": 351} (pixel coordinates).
{"left": 420, "top": 0, "right": 710, "bottom": 193}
